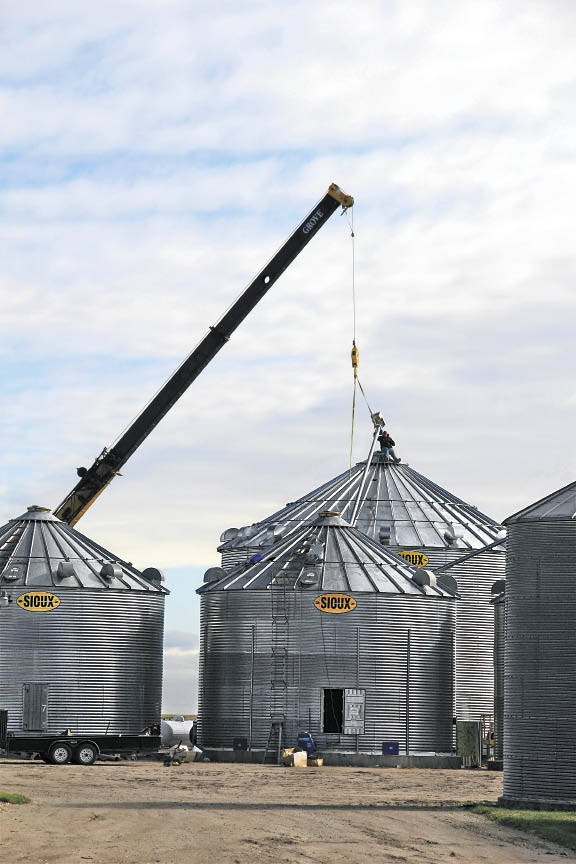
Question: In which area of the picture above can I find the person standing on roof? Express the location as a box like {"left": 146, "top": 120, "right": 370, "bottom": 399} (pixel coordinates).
{"left": 378, "top": 430, "right": 400, "bottom": 463}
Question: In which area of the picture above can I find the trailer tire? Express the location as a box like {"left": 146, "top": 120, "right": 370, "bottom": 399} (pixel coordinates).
{"left": 72, "top": 743, "right": 98, "bottom": 766}
{"left": 48, "top": 742, "right": 72, "bottom": 765}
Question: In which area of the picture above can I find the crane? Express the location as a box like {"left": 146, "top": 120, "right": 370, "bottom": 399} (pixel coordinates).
{"left": 54, "top": 183, "right": 354, "bottom": 526}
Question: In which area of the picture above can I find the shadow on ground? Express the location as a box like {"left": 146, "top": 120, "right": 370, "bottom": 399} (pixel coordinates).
{"left": 62, "top": 801, "right": 491, "bottom": 811}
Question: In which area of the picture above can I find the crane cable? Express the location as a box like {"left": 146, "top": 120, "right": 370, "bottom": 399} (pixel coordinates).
{"left": 348, "top": 206, "right": 357, "bottom": 472}
{"left": 346, "top": 208, "right": 375, "bottom": 472}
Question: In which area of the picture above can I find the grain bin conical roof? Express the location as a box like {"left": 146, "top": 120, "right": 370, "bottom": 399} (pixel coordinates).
{"left": 219, "top": 446, "right": 503, "bottom": 563}
{"left": 0, "top": 505, "right": 167, "bottom": 592}
{"left": 504, "top": 480, "right": 576, "bottom": 523}
{"left": 202, "top": 512, "right": 457, "bottom": 596}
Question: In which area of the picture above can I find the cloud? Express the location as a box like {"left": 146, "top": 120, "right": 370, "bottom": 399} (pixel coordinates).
{"left": 162, "top": 630, "right": 198, "bottom": 714}
{"left": 2, "top": 1, "right": 572, "bottom": 157}
{"left": 164, "top": 630, "right": 199, "bottom": 651}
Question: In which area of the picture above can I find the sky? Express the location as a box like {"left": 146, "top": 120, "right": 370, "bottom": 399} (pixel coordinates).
{"left": 2, "top": 0, "right": 576, "bottom": 713}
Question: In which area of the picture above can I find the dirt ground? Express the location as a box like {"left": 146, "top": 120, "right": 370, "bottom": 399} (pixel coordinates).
{"left": 0, "top": 760, "right": 574, "bottom": 864}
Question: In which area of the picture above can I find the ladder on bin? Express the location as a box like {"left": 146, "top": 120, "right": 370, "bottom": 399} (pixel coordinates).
{"left": 264, "top": 567, "right": 298, "bottom": 763}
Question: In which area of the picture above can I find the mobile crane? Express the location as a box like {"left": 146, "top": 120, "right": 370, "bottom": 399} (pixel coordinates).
{"left": 54, "top": 183, "right": 353, "bottom": 525}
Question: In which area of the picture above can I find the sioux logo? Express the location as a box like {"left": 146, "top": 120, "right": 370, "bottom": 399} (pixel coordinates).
{"left": 17, "top": 592, "right": 60, "bottom": 611}
{"left": 302, "top": 209, "right": 324, "bottom": 234}
{"left": 314, "top": 593, "right": 357, "bottom": 614}
{"left": 398, "top": 551, "right": 429, "bottom": 568}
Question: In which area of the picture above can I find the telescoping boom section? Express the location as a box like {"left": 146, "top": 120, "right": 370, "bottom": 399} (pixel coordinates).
{"left": 55, "top": 183, "right": 353, "bottom": 526}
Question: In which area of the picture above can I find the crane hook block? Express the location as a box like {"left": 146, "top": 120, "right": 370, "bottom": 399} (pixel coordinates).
{"left": 328, "top": 183, "right": 354, "bottom": 210}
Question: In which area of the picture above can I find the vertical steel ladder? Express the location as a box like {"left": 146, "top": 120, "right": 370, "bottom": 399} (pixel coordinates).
{"left": 264, "top": 567, "right": 299, "bottom": 763}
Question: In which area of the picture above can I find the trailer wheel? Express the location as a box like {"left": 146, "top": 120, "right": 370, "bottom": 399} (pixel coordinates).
{"left": 72, "top": 743, "right": 97, "bottom": 766}
{"left": 48, "top": 743, "right": 72, "bottom": 765}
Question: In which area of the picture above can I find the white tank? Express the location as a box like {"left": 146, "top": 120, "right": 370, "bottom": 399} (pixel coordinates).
{"left": 161, "top": 717, "right": 195, "bottom": 747}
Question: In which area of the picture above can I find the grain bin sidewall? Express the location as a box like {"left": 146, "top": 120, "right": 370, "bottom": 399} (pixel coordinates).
{"left": 504, "top": 520, "right": 576, "bottom": 803}
{"left": 198, "top": 590, "right": 455, "bottom": 754}
{"left": 0, "top": 588, "right": 165, "bottom": 734}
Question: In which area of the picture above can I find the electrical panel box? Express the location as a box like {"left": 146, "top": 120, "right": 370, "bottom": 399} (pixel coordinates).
{"left": 343, "top": 688, "right": 365, "bottom": 735}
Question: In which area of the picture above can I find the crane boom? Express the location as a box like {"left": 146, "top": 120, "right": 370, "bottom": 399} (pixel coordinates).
{"left": 55, "top": 183, "right": 353, "bottom": 525}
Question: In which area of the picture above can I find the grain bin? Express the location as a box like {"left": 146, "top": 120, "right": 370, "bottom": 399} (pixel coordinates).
{"left": 501, "top": 481, "right": 576, "bottom": 807}
{"left": 198, "top": 512, "right": 458, "bottom": 760}
{"left": 218, "top": 435, "right": 504, "bottom": 728}
{"left": 0, "top": 506, "right": 167, "bottom": 735}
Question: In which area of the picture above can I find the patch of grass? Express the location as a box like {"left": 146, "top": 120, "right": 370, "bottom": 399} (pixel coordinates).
{"left": 474, "top": 804, "right": 576, "bottom": 852}
{"left": 0, "top": 792, "right": 30, "bottom": 805}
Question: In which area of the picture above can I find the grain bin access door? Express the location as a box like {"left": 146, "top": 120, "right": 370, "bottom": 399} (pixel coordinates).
{"left": 22, "top": 684, "right": 49, "bottom": 731}
{"left": 344, "top": 689, "right": 365, "bottom": 735}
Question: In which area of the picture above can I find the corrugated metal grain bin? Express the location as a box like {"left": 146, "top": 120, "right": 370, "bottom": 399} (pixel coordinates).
{"left": 218, "top": 435, "right": 504, "bottom": 730}
{"left": 501, "top": 482, "right": 576, "bottom": 807}
{"left": 198, "top": 513, "right": 458, "bottom": 758}
{"left": 0, "top": 506, "right": 167, "bottom": 735}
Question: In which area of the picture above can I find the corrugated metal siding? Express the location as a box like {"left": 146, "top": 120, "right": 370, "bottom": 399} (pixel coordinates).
{"left": 198, "top": 591, "right": 455, "bottom": 754}
{"left": 221, "top": 548, "right": 252, "bottom": 572}
{"left": 435, "top": 548, "right": 505, "bottom": 721}
{"left": 504, "top": 521, "right": 576, "bottom": 803}
{"left": 0, "top": 589, "right": 165, "bottom": 734}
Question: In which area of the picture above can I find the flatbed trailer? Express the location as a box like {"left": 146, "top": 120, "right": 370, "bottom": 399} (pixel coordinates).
{"left": 0, "top": 714, "right": 161, "bottom": 765}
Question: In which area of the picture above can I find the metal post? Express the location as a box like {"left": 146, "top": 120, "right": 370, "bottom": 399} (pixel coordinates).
{"left": 406, "top": 629, "right": 411, "bottom": 755}
{"left": 277, "top": 722, "right": 283, "bottom": 765}
{"left": 248, "top": 625, "right": 255, "bottom": 752}
{"left": 451, "top": 630, "right": 455, "bottom": 752}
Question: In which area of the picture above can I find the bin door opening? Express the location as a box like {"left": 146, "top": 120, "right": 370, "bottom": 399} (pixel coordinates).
{"left": 323, "top": 688, "right": 344, "bottom": 733}
{"left": 22, "top": 683, "right": 49, "bottom": 731}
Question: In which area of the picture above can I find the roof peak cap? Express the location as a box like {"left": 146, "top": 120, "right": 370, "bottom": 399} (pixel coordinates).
{"left": 16, "top": 506, "right": 59, "bottom": 522}
{"left": 313, "top": 511, "right": 351, "bottom": 527}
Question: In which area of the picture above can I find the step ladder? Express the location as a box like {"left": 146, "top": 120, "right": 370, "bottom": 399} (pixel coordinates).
{"left": 263, "top": 719, "right": 285, "bottom": 764}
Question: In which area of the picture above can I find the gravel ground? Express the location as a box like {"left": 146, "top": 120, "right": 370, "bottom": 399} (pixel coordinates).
{"left": 0, "top": 760, "right": 574, "bottom": 863}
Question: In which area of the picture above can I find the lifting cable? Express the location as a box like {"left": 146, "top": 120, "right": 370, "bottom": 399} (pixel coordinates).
{"left": 346, "top": 208, "right": 375, "bottom": 472}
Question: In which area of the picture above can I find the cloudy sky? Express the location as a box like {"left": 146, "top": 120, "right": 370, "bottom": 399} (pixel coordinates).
{"left": 2, "top": 0, "right": 575, "bottom": 712}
